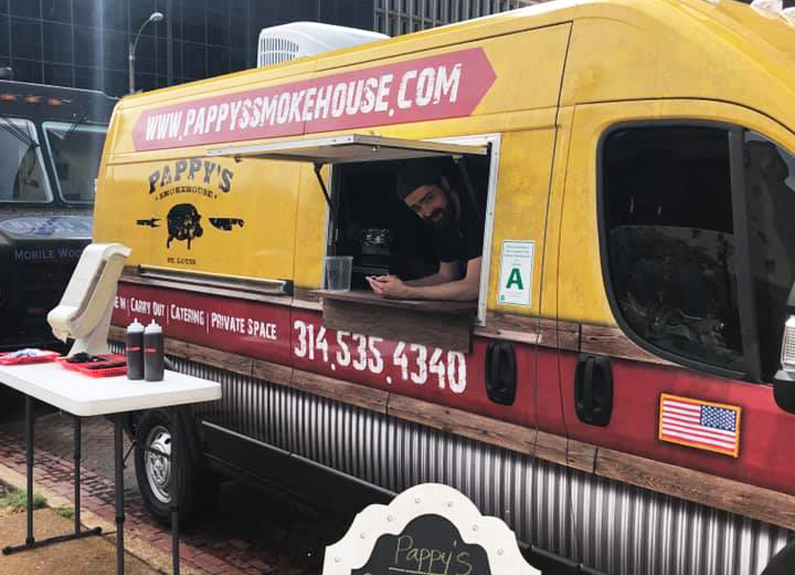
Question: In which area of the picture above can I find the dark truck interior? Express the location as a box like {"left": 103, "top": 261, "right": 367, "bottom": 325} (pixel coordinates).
{"left": 330, "top": 154, "right": 491, "bottom": 290}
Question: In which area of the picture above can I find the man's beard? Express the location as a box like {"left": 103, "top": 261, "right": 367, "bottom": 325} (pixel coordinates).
{"left": 428, "top": 207, "right": 455, "bottom": 230}
{"left": 427, "top": 207, "right": 462, "bottom": 261}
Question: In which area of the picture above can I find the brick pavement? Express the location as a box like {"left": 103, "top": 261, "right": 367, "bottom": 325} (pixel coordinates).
{"left": 0, "top": 421, "right": 342, "bottom": 575}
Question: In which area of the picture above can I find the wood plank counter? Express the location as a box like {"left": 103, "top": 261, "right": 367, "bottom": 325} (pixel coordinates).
{"left": 317, "top": 289, "right": 477, "bottom": 352}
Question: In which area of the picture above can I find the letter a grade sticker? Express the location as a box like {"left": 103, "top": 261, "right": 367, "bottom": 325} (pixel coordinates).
{"left": 499, "top": 240, "right": 534, "bottom": 306}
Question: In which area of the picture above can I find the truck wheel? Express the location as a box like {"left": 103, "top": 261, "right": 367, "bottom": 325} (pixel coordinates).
{"left": 133, "top": 409, "right": 218, "bottom": 526}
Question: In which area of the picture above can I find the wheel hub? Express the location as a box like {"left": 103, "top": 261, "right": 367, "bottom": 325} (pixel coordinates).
{"left": 144, "top": 425, "right": 172, "bottom": 504}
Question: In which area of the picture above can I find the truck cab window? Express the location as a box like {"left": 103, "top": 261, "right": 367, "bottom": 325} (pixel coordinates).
{"left": 744, "top": 132, "right": 795, "bottom": 382}
{"left": 43, "top": 122, "right": 107, "bottom": 204}
{"left": 602, "top": 126, "right": 744, "bottom": 372}
{"left": 0, "top": 118, "right": 51, "bottom": 203}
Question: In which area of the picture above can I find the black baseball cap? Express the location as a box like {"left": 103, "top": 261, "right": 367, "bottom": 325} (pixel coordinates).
{"left": 395, "top": 157, "right": 454, "bottom": 201}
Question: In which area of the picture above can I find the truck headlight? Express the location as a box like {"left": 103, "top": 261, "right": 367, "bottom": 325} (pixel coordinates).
{"left": 781, "top": 316, "right": 795, "bottom": 374}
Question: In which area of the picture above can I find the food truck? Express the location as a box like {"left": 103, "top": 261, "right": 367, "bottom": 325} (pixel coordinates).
{"left": 95, "top": 0, "right": 795, "bottom": 573}
{"left": 0, "top": 80, "right": 115, "bottom": 350}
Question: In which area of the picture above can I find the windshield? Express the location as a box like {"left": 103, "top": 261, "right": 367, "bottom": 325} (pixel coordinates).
{"left": 0, "top": 117, "right": 52, "bottom": 203}
{"left": 42, "top": 121, "right": 107, "bottom": 204}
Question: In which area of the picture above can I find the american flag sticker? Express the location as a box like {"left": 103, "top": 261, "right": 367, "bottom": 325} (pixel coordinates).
{"left": 658, "top": 394, "right": 741, "bottom": 458}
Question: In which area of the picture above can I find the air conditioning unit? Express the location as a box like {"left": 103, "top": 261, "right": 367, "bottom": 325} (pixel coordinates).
{"left": 257, "top": 22, "right": 389, "bottom": 67}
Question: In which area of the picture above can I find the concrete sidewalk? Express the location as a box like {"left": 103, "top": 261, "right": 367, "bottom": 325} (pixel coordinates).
{"left": 0, "top": 418, "right": 339, "bottom": 575}
{"left": 0, "top": 503, "right": 161, "bottom": 575}
{"left": 0, "top": 435, "right": 235, "bottom": 575}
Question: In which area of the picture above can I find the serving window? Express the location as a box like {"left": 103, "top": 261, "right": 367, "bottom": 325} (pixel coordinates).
{"left": 208, "top": 134, "right": 496, "bottom": 352}
{"left": 329, "top": 153, "right": 492, "bottom": 287}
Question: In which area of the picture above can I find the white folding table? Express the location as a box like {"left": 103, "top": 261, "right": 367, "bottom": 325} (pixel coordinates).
{"left": 0, "top": 361, "right": 221, "bottom": 575}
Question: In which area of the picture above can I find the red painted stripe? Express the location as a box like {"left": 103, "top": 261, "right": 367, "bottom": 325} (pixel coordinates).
{"left": 661, "top": 429, "right": 736, "bottom": 450}
{"left": 662, "top": 411, "right": 700, "bottom": 424}
{"left": 663, "top": 404, "right": 701, "bottom": 417}
{"left": 661, "top": 422, "right": 737, "bottom": 448}
{"left": 663, "top": 399, "right": 703, "bottom": 411}
{"left": 661, "top": 415, "right": 736, "bottom": 438}
{"left": 661, "top": 415, "right": 737, "bottom": 437}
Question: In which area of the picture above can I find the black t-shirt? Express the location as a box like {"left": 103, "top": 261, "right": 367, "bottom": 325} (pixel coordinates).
{"left": 432, "top": 191, "right": 483, "bottom": 264}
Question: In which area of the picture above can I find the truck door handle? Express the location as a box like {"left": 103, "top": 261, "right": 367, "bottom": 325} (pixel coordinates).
{"left": 574, "top": 354, "right": 613, "bottom": 426}
{"left": 485, "top": 341, "right": 516, "bottom": 406}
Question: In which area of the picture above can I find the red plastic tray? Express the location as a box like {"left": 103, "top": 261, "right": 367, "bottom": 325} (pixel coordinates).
{"left": 0, "top": 350, "right": 61, "bottom": 365}
{"left": 57, "top": 353, "right": 128, "bottom": 378}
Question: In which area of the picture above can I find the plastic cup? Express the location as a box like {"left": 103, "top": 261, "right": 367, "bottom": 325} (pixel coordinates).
{"left": 325, "top": 255, "right": 353, "bottom": 291}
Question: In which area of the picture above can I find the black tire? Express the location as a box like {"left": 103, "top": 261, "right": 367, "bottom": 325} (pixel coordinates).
{"left": 133, "top": 409, "right": 218, "bottom": 527}
{"left": 762, "top": 538, "right": 795, "bottom": 575}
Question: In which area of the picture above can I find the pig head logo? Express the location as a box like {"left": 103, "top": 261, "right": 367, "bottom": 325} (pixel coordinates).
{"left": 166, "top": 203, "right": 203, "bottom": 249}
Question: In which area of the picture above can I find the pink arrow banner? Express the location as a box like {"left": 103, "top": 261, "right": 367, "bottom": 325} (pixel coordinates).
{"left": 132, "top": 47, "right": 497, "bottom": 152}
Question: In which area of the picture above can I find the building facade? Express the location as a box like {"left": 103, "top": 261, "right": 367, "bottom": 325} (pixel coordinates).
{"left": 373, "top": 0, "right": 528, "bottom": 35}
{"left": 0, "top": 0, "right": 530, "bottom": 98}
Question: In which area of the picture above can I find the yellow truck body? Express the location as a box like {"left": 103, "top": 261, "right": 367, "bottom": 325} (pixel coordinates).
{"left": 95, "top": 1, "right": 795, "bottom": 573}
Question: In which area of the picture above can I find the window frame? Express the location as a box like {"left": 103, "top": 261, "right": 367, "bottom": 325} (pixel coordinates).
{"left": 0, "top": 116, "right": 54, "bottom": 204}
{"left": 596, "top": 119, "right": 762, "bottom": 383}
{"left": 429, "top": 132, "right": 502, "bottom": 324}
{"left": 322, "top": 133, "right": 500, "bottom": 325}
{"left": 41, "top": 120, "right": 108, "bottom": 205}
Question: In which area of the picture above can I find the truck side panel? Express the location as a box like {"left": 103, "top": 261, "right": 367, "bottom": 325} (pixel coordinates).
{"left": 556, "top": 99, "right": 795, "bottom": 496}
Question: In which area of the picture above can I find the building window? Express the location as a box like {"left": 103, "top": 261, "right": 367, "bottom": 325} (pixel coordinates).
{"left": 43, "top": 62, "right": 73, "bottom": 85}
{"left": 42, "top": 0, "right": 72, "bottom": 24}
{"left": 74, "top": 64, "right": 102, "bottom": 90}
{"left": 182, "top": 41, "right": 206, "bottom": 79}
{"left": 10, "top": 17, "right": 42, "bottom": 60}
{"left": 10, "top": 57, "right": 42, "bottom": 83}
{"left": 0, "top": 15, "right": 8, "bottom": 58}
{"left": 10, "top": 0, "right": 39, "bottom": 19}
{"left": 43, "top": 22, "right": 72, "bottom": 64}
{"left": 72, "top": 0, "right": 99, "bottom": 27}
{"left": 73, "top": 25, "right": 99, "bottom": 67}
{"left": 207, "top": 45, "right": 230, "bottom": 77}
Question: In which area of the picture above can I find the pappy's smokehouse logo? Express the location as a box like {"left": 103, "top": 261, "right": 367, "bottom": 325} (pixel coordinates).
{"left": 148, "top": 158, "right": 233, "bottom": 200}
{"left": 135, "top": 158, "right": 244, "bottom": 253}
{"left": 167, "top": 204, "right": 202, "bottom": 249}
{"left": 324, "top": 483, "right": 537, "bottom": 575}
{"left": 351, "top": 515, "right": 489, "bottom": 575}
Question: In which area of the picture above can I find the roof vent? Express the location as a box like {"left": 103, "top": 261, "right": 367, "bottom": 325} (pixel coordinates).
{"left": 257, "top": 21, "right": 389, "bottom": 67}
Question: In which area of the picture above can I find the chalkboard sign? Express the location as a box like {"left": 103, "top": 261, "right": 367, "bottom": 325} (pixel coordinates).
{"left": 352, "top": 514, "right": 490, "bottom": 575}
{"left": 323, "top": 483, "right": 538, "bottom": 575}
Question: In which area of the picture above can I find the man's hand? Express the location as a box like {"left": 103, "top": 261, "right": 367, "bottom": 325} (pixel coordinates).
{"left": 366, "top": 275, "right": 413, "bottom": 299}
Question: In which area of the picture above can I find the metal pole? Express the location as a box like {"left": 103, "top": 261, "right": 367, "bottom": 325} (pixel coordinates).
{"left": 3, "top": 402, "right": 101, "bottom": 556}
{"left": 166, "top": 0, "right": 173, "bottom": 87}
{"left": 73, "top": 416, "right": 81, "bottom": 535}
{"left": 25, "top": 396, "right": 34, "bottom": 546}
{"left": 114, "top": 414, "right": 125, "bottom": 575}
{"left": 171, "top": 408, "right": 180, "bottom": 575}
{"left": 129, "top": 13, "right": 164, "bottom": 94}
{"left": 128, "top": 43, "right": 135, "bottom": 94}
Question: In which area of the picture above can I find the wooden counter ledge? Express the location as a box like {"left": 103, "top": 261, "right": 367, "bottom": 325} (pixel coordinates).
{"left": 315, "top": 289, "right": 477, "bottom": 352}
